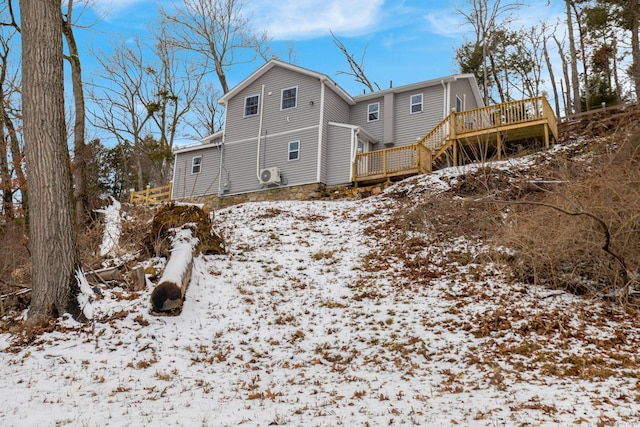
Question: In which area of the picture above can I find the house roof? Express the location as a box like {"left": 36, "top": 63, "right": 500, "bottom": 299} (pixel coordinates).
{"left": 218, "top": 59, "right": 355, "bottom": 106}
{"left": 219, "top": 60, "right": 484, "bottom": 111}
{"left": 353, "top": 73, "right": 484, "bottom": 108}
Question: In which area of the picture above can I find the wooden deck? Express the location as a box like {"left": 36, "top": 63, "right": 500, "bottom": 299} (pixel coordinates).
{"left": 354, "top": 95, "right": 558, "bottom": 185}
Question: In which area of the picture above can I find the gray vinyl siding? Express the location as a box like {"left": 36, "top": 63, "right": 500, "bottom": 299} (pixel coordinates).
{"left": 224, "top": 67, "right": 323, "bottom": 144}
{"left": 326, "top": 125, "right": 353, "bottom": 186}
{"left": 450, "top": 79, "right": 481, "bottom": 110}
{"left": 222, "top": 127, "right": 319, "bottom": 195}
{"left": 393, "top": 85, "right": 445, "bottom": 147}
{"left": 172, "top": 146, "right": 221, "bottom": 199}
{"left": 322, "top": 87, "right": 352, "bottom": 184}
{"left": 350, "top": 96, "right": 384, "bottom": 142}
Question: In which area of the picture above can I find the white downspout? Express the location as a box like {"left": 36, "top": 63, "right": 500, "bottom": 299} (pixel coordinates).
{"left": 351, "top": 127, "right": 359, "bottom": 182}
{"left": 217, "top": 143, "right": 224, "bottom": 195}
{"left": 316, "top": 79, "right": 326, "bottom": 183}
{"left": 218, "top": 101, "right": 228, "bottom": 195}
{"left": 256, "top": 84, "right": 266, "bottom": 181}
{"left": 441, "top": 80, "right": 447, "bottom": 119}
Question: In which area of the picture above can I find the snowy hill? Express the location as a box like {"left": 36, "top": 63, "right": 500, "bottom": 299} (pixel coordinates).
{"left": 2, "top": 139, "right": 640, "bottom": 426}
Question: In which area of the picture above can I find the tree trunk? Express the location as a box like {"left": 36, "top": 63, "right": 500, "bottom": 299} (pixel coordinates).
{"left": 0, "top": 129, "right": 12, "bottom": 221}
{"left": 62, "top": 1, "right": 89, "bottom": 223}
{"left": 543, "top": 36, "right": 560, "bottom": 117}
{"left": 571, "top": 3, "right": 589, "bottom": 110}
{"left": 566, "top": 0, "right": 582, "bottom": 113}
{"left": 20, "top": 0, "right": 83, "bottom": 322}
{"left": 554, "top": 35, "right": 571, "bottom": 115}
{"left": 3, "top": 109, "right": 28, "bottom": 214}
{"left": 631, "top": 3, "right": 640, "bottom": 101}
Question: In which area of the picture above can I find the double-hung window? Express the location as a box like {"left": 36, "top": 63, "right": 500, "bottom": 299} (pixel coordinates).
{"left": 244, "top": 94, "right": 259, "bottom": 117}
{"left": 410, "top": 93, "right": 423, "bottom": 114}
{"left": 281, "top": 86, "right": 297, "bottom": 110}
{"left": 368, "top": 102, "right": 379, "bottom": 122}
{"left": 288, "top": 141, "right": 300, "bottom": 161}
{"left": 191, "top": 156, "right": 202, "bottom": 174}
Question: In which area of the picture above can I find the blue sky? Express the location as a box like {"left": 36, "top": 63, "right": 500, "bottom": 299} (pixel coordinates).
{"left": 77, "top": 0, "right": 565, "bottom": 98}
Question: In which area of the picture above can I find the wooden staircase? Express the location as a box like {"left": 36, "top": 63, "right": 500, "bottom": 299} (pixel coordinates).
{"left": 354, "top": 95, "right": 558, "bottom": 185}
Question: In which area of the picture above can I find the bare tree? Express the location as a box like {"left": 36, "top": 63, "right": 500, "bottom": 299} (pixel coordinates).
{"left": 145, "top": 27, "right": 203, "bottom": 182}
{"left": 89, "top": 39, "right": 154, "bottom": 191}
{"left": 20, "top": 0, "right": 83, "bottom": 322}
{"left": 0, "top": 1, "right": 25, "bottom": 220}
{"left": 160, "top": 0, "right": 270, "bottom": 94}
{"left": 455, "top": 0, "right": 524, "bottom": 104}
{"left": 189, "top": 81, "right": 223, "bottom": 138}
{"left": 61, "top": 0, "right": 90, "bottom": 222}
{"left": 565, "top": 0, "right": 582, "bottom": 113}
{"left": 553, "top": 33, "right": 571, "bottom": 114}
{"left": 540, "top": 23, "right": 560, "bottom": 116}
{"left": 331, "top": 30, "right": 380, "bottom": 93}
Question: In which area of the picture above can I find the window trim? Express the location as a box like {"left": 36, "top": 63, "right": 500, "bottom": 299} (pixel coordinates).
{"left": 455, "top": 95, "right": 463, "bottom": 113}
{"left": 367, "top": 102, "right": 380, "bottom": 122}
{"left": 281, "top": 86, "right": 298, "bottom": 110}
{"left": 191, "top": 155, "right": 202, "bottom": 174}
{"left": 244, "top": 94, "right": 260, "bottom": 117}
{"left": 410, "top": 93, "right": 423, "bottom": 114}
{"left": 288, "top": 140, "right": 300, "bottom": 161}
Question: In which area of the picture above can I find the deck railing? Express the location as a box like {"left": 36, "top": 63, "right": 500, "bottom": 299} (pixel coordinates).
{"left": 354, "top": 144, "right": 431, "bottom": 181}
{"left": 355, "top": 95, "right": 557, "bottom": 183}
{"left": 453, "top": 95, "right": 555, "bottom": 136}
{"left": 417, "top": 112, "right": 455, "bottom": 151}
{"left": 129, "top": 183, "right": 173, "bottom": 204}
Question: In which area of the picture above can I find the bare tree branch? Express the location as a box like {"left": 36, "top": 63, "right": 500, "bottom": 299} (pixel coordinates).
{"left": 331, "top": 30, "right": 380, "bottom": 93}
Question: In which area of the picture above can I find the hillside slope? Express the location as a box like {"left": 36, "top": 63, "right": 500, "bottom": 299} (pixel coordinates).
{"left": 1, "top": 122, "right": 640, "bottom": 426}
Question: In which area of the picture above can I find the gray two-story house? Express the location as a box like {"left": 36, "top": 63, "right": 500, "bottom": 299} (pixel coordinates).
{"left": 171, "top": 59, "right": 483, "bottom": 204}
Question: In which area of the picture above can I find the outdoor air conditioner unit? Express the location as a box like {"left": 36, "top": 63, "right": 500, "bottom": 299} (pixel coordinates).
{"left": 259, "top": 167, "right": 281, "bottom": 185}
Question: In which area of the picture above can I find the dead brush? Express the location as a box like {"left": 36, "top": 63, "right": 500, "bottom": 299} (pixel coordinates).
{"left": 498, "top": 128, "right": 640, "bottom": 306}
{"left": 0, "top": 221, "right": 32, "bottom": 313}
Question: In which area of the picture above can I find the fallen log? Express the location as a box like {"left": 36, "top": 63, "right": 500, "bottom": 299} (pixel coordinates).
{"left": 85, "top": 266, "right": 124, "bottom": 284}
{"left": 150, "top": 227, "right": 197, "bottom": 314}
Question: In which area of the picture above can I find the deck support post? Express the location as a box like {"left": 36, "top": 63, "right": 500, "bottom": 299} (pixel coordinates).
{"left": 544, "top": 124, "right": 550, "bottom": 149}
{"left": 496, "top": 131, "right": 502, "bottom": 160}
{"left": 452, "top": 140, "right": 458, "bottom": 166}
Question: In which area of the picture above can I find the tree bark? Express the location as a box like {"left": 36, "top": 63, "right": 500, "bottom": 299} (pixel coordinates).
{"left": 62, "top": 0, "right": 89, "bottom": 223}
{"left": 20, "top": 0, "right": 83, "bottom": 322}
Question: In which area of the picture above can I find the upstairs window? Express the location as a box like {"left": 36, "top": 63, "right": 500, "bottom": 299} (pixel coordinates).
{"left": 244, "top": 94, "right": 259, "bottom": 117}
{"left": 281, "top": 86, "right": 298, "bottom": 110}
{"left": 368, "top": 102, "right": 379, "bottom": 122}
{"left": 288, "top": 140, "right": 300, "bottom": 161}
{"left": 410, "top": 93, "right": 423, "bottom": 114}
{"left": 455, "top": 95, "right": 463, "bottom": 112}
{"left": 191, "top": 156, "right": 202, "bottom": 174}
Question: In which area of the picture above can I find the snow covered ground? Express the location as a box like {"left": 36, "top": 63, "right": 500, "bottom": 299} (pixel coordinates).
{"left": 2, "top": 157, "right": 640, "bottom": 426}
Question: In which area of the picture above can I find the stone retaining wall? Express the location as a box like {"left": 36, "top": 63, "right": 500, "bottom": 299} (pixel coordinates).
{"left": 174, "top": 182, "right": 391, "bottom": 211}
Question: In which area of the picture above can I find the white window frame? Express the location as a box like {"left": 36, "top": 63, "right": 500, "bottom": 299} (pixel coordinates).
{"left": 288, "top": 140, "right": 300, "bottom": 161}
{"left": 191, "top": 156, "right": 202, "bottom": 174}
{"left": 281, "top": 86, "right": 298, "bottom": 110}
{"left": 244, "top": 94, "right": 260, "bottom": 117}
{"left": 367, "top": 102, "right": 380, "bottom": 122}
{"left": 410, "top": 93, "right": 423, "bottom": 114}
{"left": 455, "top": 95, "right": 463, "bottom": 112}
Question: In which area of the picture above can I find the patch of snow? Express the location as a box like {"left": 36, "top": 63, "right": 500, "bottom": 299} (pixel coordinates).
{"left": 75, "top": 269, "right": 94, "bottom": 320}
{"left": 95, "top": 197, "right": 122, "bottom": 257}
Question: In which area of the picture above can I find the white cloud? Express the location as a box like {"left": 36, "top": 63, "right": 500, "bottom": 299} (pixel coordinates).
{"left": 247, "top": 0, "right": 385, "bottom": 40}
{"left": 424, "top": 11, "right": 466, "bottom": 38}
